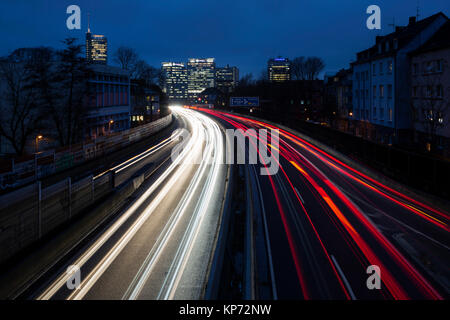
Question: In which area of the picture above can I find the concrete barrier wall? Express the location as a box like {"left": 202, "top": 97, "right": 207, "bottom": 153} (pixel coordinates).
{"left": 0, "top": 114, "right": 172, "bottom": 265}
{"left": 0, "top": 114, "right": 172, "bottom": 190}
{"left": 0, "top": 173, "right": 113, "bottom": 264}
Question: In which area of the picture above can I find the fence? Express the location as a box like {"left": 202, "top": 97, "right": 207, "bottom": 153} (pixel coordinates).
{"left": 244, "top": 109, "right": 450, "bottom": 199}
{"left": 0, "top": 114, "right": 172, "bottom": 190}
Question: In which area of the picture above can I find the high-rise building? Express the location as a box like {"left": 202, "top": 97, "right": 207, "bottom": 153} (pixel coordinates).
{"left": 161, "top": 62, "right": 188, "bottom": 101}
{"left": 215, "top": 65, "right": 239, "bottom": 94}
{"left": 268, "top": 58, "right": 291, "bottom": 82}
{"left": 187, "top": 58, "right": 215, "bottom": 99}
{"left": 86, "top": 19, "right": 107, "bottom": 65}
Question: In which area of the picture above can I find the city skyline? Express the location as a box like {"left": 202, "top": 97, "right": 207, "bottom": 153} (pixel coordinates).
{"left": 0, "top": 1, "right": 448, "bottom": 78}
{"left": 0, "top": 0, "right": 449, "bottom": 307}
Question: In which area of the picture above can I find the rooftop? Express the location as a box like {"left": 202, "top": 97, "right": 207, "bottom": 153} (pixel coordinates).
{"left": 412, "top": 20, "right": 450, "bottom": 55}
{"left": 355, "top": 12, "right": 448, "bottom": 62}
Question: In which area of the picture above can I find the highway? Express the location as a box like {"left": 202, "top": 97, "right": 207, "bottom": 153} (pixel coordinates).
{"left": 200, "top": 108, "right": 450, "bottom": 300}
{"left": 29, "top": 107, "right": 227, "bottom": 300}
{"left": 5, "top": 106, "right": 449, "bottom": 300}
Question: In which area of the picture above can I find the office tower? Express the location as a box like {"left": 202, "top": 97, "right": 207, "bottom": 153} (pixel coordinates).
{"left": 85, "top": 18, "right": 108, "bottom": 65}
{"left": 161, "top": 62, "right": 188, "bottom": 100}
{"left": 268, "top": 57, "right": 291, "bottom": 82}
{"left": 215, "top": 65, "right": 239, "bottom": 94}
{"left": 187, "top": 58, "right": 215, "bottom": 99}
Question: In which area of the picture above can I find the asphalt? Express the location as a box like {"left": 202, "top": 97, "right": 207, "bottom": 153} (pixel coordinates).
{"left": 22, "top": 108, "right": 228, "bottom": 300}
{"left": 203, "top": 109, "right": 449, "bottom": 300}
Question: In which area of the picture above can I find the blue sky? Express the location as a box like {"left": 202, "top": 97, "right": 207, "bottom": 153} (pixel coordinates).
{"left": 0, "top": 0, "right": 449, "bottom": 77}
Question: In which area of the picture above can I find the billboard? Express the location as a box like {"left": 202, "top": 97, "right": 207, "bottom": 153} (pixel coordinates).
{"left": 230, "top": 97, "right": 259, "bottom": 107}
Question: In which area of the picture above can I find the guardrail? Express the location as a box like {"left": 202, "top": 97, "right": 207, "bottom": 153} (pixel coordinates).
{"left": 0, "top": 114, "right": 172, "bottom": 190}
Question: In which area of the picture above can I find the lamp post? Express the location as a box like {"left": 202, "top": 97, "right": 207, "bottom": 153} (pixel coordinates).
{"left": 35, "top": 135, "right": 43, "bottom": 153}
{"left": 108, "top": 120, "right": 114, "bottom": 134}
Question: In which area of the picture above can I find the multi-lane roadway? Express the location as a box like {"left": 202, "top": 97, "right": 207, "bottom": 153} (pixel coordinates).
{"left": 4, "top": 106, "right": 449, "bottom": 300}
{"left": 27, "top": 107, "right": 227, "bottom": 300}
{"left": 201, "top": 108, "right": 449, "bottom": 300}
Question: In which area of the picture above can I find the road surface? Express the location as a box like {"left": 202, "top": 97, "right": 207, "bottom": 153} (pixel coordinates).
{"left": 201, "top": 108, "right": 449, "bottom": 300}
{"left": 29, "top": 107, "right": 227, "bottom": 300}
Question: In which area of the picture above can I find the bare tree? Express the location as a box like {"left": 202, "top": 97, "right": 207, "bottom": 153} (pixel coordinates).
{"left": 238, "top": 73, "right": 254, "bottom": 87}
{"left": 258, "top": 68, "right": 268, "bottom": 82}
{"left": 0, "top": 48, "right": 50, "bottom": 155}
{"left": 291, "top": 56, "right": 306, "bottom": 80}
{"left": 134, "top": 60, "right": 161, "bottom": 85}
{"left": 113, "top": 46, "right": 138, "bottom": 71}
{"left": 291, "top": 56, "right": 325, "bottom": 80}
{"left": 304, "top": 57, "right": 325, "bottom": 80}
{"left": 48, "top": 38, "right": 92, "bottom": 146}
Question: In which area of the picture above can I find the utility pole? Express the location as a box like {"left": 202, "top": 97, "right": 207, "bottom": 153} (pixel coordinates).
{"left": 388, "top": 17, "right": 396, "bottom": 32}
{"left": 416, "top": 1, "right": 420, "bottom": 21}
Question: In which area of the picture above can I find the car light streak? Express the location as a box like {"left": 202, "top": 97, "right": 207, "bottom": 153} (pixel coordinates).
{"left": 213, "top": 110, "right": 449, "bottom": 225}
{"left": 123, "top": 110, "right": 224, "bottom": 300}
{"left": 200, "top": 109, "right": 447, "bottom": 300}
{"left": 37, "top": 108, "right": 206, "bottom": 300}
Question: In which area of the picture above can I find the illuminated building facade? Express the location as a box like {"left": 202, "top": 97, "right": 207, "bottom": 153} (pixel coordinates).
{"left": 161, "top": 62, "right": 188, "bottom": 101}
{"left": 86, "top": 65, "right": 131, "bottom": 138}
{"left": 215, "top": 65, "right": 239, "bottom": 94}
{"left": 187, "top": 58, "right": 215, "bottom": 100}
{"left": 268, "top": 57, "right": 291, "bottom": 82}
{"left": 86, "top": 24, "right": 108, "bottom": 65}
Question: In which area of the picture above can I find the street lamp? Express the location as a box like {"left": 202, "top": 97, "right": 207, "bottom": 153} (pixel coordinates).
{"left": 108, "top": 120, "right": 114, "bottom": 134}
{"left": 35, "top": 135, "right": 43, "bottom": 153}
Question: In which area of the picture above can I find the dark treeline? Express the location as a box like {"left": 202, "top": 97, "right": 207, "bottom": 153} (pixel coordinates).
{"left": 0, "top": 40, "right": 165, "bottom": 156}
{"left": 113, "top": 46, "right": 164, "bottom": 86}
{"left": 0, "top": 38, "right": 91, "bottom": 155}
{"left": 231, "top": 56, "right": 327, "bottom": 122}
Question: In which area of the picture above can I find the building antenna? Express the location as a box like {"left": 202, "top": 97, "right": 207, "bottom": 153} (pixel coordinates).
{"left": 87, "top": 13, "right": 91, "bottom": 33}
{"left": 388, "top": 17, "right": 396, "bottom": 31}
{"left": 416, "top": 1, "right": 420, "bottom": 21}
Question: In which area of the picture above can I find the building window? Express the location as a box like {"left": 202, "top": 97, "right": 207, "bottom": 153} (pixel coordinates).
{"left": 436, "top": 85, "right": 443, "bottom": 98}
{"left": 388, "top": 84, "right": 392, "bottom": 98}
{"left": 379, "top": 62, "right": 383, "bottom": 75}
{"left": 373, "top": 64, "right": 376, "bottom": 75}
{"left": 425, "top": 61, "right": 433, "bottom": 73}
{"left": 373, "top": 107, "right": 377, "bottom": 119}
{"left": 426, "top": 85, "right": 432, "bottom": 97}
{"left": 388, "top": 61, "right": 393, "bottom": 73}
{"left": 436, "top": 60, "right": 443, "bottom": 72}
{"left": 373, "top": 85, "right": 377, "bottom": 98}
{"left": 380, "top": 85, "right": 384, "bottom": 98}
{"left": 413, "top": 63, "right": 419, "bottom": 74}
{"left": 388, "top": 108, "right": 393, "bottom": 122}
{"left": 379, "top": 107, "right": 384, "bottom": 120}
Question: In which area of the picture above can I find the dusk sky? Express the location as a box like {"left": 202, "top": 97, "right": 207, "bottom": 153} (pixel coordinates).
{"left": 1, "top": 0, "right": 449, "bottom": 77}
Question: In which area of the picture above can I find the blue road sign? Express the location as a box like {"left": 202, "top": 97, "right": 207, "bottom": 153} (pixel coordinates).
{"left": 230, "top": 97, "right": 259, "bottom": 107}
